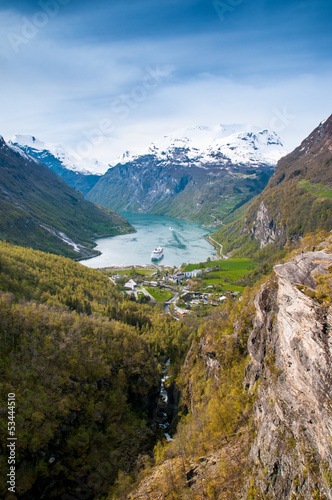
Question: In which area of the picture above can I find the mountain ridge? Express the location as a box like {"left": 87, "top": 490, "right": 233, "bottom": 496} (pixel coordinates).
{"left": 0, "top": 136, "right": 134, "bottom": 258}
{"left": 115, "top": 124, "right": 285, "bottom": 167}
{"left": 87, "top": 124, "right": 286, "bottom": 225}
{"left": 11, "top": 135, "right": 105, "bottom": 196}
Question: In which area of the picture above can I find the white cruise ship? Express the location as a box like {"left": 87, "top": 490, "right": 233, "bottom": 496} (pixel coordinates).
{"left": 151, "top": 247, "right": 164, "bottom": 261}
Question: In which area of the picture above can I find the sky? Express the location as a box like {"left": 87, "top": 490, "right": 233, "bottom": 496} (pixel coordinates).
{"left": 0, "top": 0, "right": 331, "bottom": 165}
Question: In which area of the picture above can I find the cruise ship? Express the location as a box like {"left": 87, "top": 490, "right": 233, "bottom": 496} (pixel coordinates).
{"left": 151, "top": 247, "right": 164, "bottom": 261}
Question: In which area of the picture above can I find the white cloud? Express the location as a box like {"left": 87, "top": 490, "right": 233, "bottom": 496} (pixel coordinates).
{"left": 0, "top": 8, "right": 331, "bottom": 164}
{"left": 57, "top": 72, "right": 332, "bottom": 163}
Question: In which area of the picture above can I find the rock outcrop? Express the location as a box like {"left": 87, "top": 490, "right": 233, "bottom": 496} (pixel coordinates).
{"left": 250, "top": 200, "right": 285, "bottom": 248}
{"left": 245, "top": 250, "right": 332, "bottom": 499}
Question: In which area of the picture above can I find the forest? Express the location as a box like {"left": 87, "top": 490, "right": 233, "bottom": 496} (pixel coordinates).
{"left": 0, "top": 242, "right": 191, "bottom": 499}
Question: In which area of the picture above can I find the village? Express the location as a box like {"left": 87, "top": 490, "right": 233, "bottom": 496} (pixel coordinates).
{"left": 102, "top": 259, "right": 250, "bottom": 318}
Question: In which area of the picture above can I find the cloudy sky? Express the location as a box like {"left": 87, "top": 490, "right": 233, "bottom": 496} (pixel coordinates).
{"left": 0, "top": 0, "right": 331, "bottom": 164}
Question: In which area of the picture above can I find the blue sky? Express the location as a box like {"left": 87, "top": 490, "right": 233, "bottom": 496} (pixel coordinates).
{"left": 0, "top": 0, "right": 331, "bottom": 163}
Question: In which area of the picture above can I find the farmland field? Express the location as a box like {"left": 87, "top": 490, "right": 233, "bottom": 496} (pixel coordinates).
{"left": 185, "top": 258, "right": 256, "bottom": 291}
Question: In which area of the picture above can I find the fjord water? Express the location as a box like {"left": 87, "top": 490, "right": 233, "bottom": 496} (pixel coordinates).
{"left": 81, "top": 213, "right": 215, "bottom": 268}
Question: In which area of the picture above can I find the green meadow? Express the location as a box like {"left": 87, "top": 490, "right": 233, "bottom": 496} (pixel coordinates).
{"left": 185, "top": 258, "right": 257, "bottom": 291}
{"left": 299, "top": 180, "right": 332, "bottom": 198}
{"left": 145, "top": 287, "right": 175, "bottom": 302}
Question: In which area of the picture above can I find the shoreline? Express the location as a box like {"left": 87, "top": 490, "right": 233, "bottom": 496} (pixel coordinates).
{"left": 205, "top": 235, "right": 225, "bottom": 260}
{"left": 97, "top": 264, "right": 166, "bottom": 271}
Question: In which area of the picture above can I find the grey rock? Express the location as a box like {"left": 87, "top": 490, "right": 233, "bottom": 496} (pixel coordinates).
{"left": 245, "top": 250, "right": 332, "bottom": 499}
{"left": 251, "top": 200, "right": 284, "bottom": 248}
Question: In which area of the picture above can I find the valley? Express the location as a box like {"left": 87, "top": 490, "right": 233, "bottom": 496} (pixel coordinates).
{"left": 14, "top": 125, "right": 286, "bottom": 227}
{"left": 1, "top": 1, "right": 331, "bottom": 498}
{"left": 0, "top": 115, "right": 332, "bottom": 500}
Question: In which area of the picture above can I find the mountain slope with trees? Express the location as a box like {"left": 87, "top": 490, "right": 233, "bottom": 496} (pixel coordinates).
{"left": 213, "top": 115, "right": 332, "bottom": 257}
{"left": 0, "top": 137, "right": 133, "bottom": 259}
{"left": 0, "top": 241, "right": 191, "bottom": 499}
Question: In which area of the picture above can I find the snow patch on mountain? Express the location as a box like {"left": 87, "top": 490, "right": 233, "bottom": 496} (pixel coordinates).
{"left": 10, "top": 135, "right": 107, "bottom": 175}
{"left": 7, "top": 142, "right": 41, "bottom": 163}
{"left": 115, "top": 124, "right": 286, "bottom": 168}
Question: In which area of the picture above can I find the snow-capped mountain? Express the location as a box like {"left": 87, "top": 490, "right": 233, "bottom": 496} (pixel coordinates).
{"left": 11, "top": 135, "right": 108, "bottom": 174}
{"left": 115, "top": 124, "right": 286, "bottom": 168}
{"left": 10, "top": 135, "right": 105, "bottom": 196}
{"left": 87, "top": 124, "right": 287, "bottom": 226}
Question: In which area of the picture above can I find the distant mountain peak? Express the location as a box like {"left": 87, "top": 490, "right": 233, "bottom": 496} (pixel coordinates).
{"left": 10, "top": 135, "right": 108, "bottom": 175}
{"left": 87, "top": 123, "right": 286, "bottom": 226}
{"left": 9, "top": 135, "right": 104, "bottom": 196}
{"left": 114, "top": 123, "right": 286, "bottom": 168}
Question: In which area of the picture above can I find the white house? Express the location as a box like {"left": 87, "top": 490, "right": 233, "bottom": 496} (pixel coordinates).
{"left": 185, "top": 269, "right": 203, "bottom": 278}
{"left": 124, "top": 279, "right": 137, "bottom": 291}
{"left": 147, "top": 281, "right": 158, "bottom": 287}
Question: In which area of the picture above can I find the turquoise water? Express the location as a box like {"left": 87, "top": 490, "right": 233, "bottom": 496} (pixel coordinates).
{"left": 81, "top": 213, "right": 215, "bottom": 268}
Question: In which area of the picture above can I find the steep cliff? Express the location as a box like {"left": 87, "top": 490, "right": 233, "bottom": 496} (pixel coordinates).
{"left": 245, "top": 248, "right": 332, "bottom": 499}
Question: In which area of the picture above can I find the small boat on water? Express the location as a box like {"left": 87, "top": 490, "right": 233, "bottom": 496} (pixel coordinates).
{"left": 169, "top": 227, "right": 174, "bottom": 231}
{"left": 151, "top": 247, "right": 164, "bottom": 261}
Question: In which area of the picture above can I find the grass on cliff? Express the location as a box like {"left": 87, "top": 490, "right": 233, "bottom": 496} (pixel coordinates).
{"left": 299, "top": 179, "right": 332, "bottom": 198}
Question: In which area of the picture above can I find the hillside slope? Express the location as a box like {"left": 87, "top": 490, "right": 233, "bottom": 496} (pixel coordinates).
{"left": 0, "top": 137, "right": 133, "bottom": 258}
{"left": 11, "top": 135, "right": 104, "bottom": 195}
{"left": 129, "top": 236, "right": 332, "bottom": 499}
{"left": 213, "top": 115, "right": 332, "bottom": 255}
{"left": 0, "top": 241, "right": 190, "bottom": 500}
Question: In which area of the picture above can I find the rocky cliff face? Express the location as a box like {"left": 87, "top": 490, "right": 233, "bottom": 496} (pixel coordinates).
{"left": 245, "top": 249, "right": 332, "bottom": 499}
{"left": 250, "top": 200, "right": 285, "bottom": 248}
